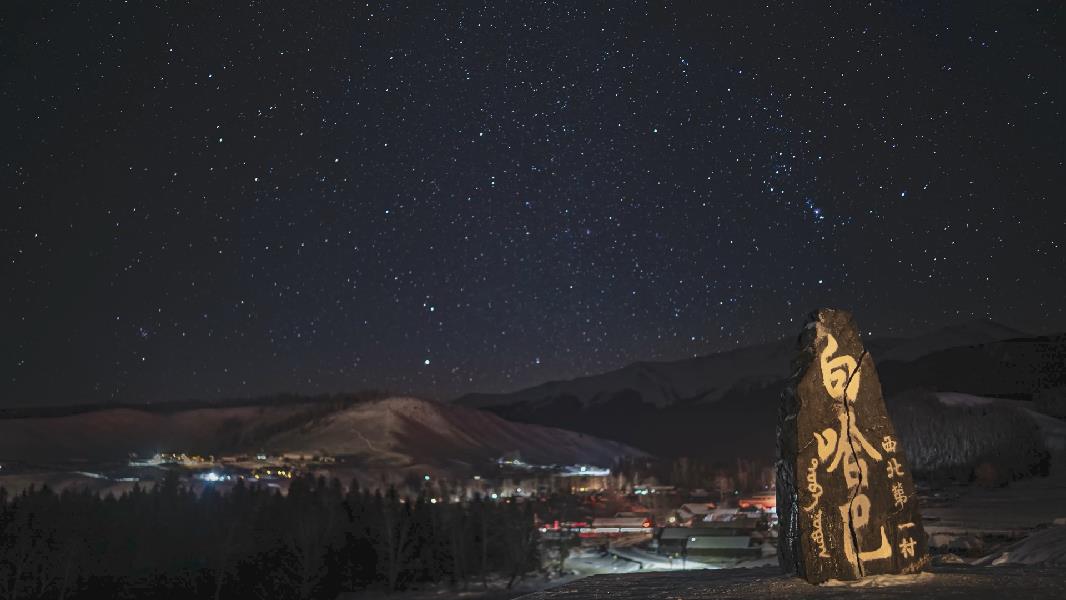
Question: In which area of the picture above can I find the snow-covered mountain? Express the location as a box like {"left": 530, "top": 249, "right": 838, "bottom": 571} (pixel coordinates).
{"left": 875, "top": 321, "right": 1028, "bottom": 362}
{"left": 457, "top": 320, "right": 1028, "bottom": 412}
{"left": 461, "top": 339, "right": 793, "bottom": 411}
{"left": 453, "top": 321, "right": 1061, "bottom": 459}
{"left": 261, "top": 396, "right": 644, "bottom": 470}
{"left": 0, "top": 397, "right": 644, "bottom": 472}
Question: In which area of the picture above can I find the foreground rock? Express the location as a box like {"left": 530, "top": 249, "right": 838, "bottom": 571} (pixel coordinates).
{"left": 778, "top": 309, "right": 928, "bottom": 582}
{"left": 518, "top": 565, "right": 1066, "bottom": 599}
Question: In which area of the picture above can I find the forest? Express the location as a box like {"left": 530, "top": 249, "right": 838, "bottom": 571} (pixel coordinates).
{"left": 888, "top": 390, "right": 1051, "bottom": 485}
{"left": 0, "top": 474, "right": 540, "bottom": 600}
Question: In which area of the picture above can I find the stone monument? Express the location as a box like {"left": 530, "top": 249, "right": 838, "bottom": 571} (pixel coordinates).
{"left": 777, "top": 308, "right": 928, "bottom": 583}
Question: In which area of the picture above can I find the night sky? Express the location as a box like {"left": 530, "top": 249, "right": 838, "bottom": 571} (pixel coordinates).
{"left": 3, "top": 2, "right": 1064, "bottom": 406}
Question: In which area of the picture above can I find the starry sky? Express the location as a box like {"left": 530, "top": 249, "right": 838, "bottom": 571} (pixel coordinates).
{"left": 3, "top": 2, "right": 1064, "bottom": 406}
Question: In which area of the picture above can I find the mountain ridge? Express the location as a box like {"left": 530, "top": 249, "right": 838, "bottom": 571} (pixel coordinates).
{"left": 455, "top": 319, "right": 1030, "bottom": 410}
{"left": 0, "top": 397, "right": 645, "bottom": 474}
{"left": 452, "top": 321, "right": 1059, "bottom": 460}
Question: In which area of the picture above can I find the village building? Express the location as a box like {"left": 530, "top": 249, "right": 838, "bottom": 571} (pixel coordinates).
{"left": 684, "top": 535, "right": 762, "bottom": 560}
{"left": 675, "top": 502, "right": 717, "bottom": 525}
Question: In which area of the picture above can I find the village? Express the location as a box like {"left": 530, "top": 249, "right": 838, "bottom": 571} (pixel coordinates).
{"left": 116, "top": 449, "right": 782, "bottom": 569}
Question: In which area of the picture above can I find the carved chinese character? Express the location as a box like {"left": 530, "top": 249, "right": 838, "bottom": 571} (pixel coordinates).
{"left": 891, "top": 481, "right": 908, "bottom": 509}
{"left": 839, "top": 494, "right": 892, "bottom": 564}
{"left": 886, "top": 457, "right": 904, "bottom": 479}
{"left": 899, "top": 537, "right": 917, "bottom": 559}
{"left": 820, "top": 333, "right": 861, "bottom": 401}
{"left": 813, "top": 334, "right": 883, "bottom": 492}
{"left": 881, "top": 435, "right": 897, "bottom": 453}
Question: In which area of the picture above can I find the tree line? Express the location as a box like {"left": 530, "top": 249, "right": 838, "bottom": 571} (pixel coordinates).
{"left": 0, "top": 474, "right": 540, "bottom": 600}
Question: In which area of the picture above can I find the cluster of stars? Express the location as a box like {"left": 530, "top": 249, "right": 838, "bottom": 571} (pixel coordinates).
{"left": 2, "top": 2, "right": 1063, "bottom": 405}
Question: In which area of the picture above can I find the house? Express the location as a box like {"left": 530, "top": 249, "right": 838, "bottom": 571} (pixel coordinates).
{"left": 704, "top": 507, "right": 739, "bottom": 522}
{"left": 656, "top": 527, "right": 694, "bottom": 556}
{"left": 633, "top": 485, "right": 681, "bottom": 509}
{"left": 676, "top": 502, "right": 716, "bottom": 524}
{"left": 590, "top": 515, "right": 653, "bottom": 529}
{"left": 685, "top": 535, "right": 761, "bottom": 559}
{"left": 585, "top": 514, "right": 654, "bottom": 537}
{"left": 737, "top": 492, "right": 776, "bottom": 510}
{"left": 657, "top": 526, "right": 745, "bottom": 556}
{"left": 685, "top": 488, "right": 715, "bottom": 501}
{"left": 692, "top": 516, "right": 761, "bottom": 536}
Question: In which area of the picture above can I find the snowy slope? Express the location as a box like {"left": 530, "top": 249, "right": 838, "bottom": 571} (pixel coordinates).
{"left": 0, "top": 397, "right": 643, "bottom": 472}
{"left": 0, "top": 403, "right": 314, "bottom": 461}
{"left": 887, "top": 390, "right": 1062, "bottom": 483}
{"left": 936, "top": 393, "right": 1066, "bottom": 453}
{"left": 262, "top": 396, "right": 645, "bottom": 469}
{"left": 976, "top": 526, "right": 1066, "bottom": 567}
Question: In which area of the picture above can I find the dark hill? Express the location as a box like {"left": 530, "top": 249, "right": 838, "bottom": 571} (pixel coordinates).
{"left": 456, "top": 324, "right": 1062, "bottom": 460}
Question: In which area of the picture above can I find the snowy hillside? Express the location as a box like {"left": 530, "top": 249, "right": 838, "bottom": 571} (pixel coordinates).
{"left": 889, "top": 391, "right": 1058, "bottom": 484}
{"left": 261, "top": 396, "right": 645, "bottom": 470}
{"left": 0, "top": 402, "right": 318, "bottom": 461}
{"left": 936, "top": 393, "right": 1066, "bottom": 455}
{"left": 975, "top": 526, "right": 1066, "bottom": 567}
{"left": 0, "top": 397, "right": 643, "bottom": 472}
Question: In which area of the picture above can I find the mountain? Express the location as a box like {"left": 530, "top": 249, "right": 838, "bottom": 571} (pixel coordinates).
{"left": 877, "top": 332, "right": 1065, "bottom": 398}
{"left": 453, "top": 321, "right": 1059, "bottom": 460}
{"left": 0, "top": 396, "right": 644, "bottom": 473}
{"left": 261, "top": 396, "right": 644, "bottom": 470}
{"left": 457, "top": 320, "right": 1028, "bottom": 411}
{"left": 875, "top": 320, "right": 1028, "bottom": 362}
{"left": 460, "top": 339, "right": 794, "bottom": 410}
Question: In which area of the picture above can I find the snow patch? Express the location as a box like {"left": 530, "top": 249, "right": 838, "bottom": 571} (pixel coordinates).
{"left": 820, "top": 572, "right": 937, "bottom": 587}
{"left": 976, "top": 526, "right": 1066, "bottom": 567}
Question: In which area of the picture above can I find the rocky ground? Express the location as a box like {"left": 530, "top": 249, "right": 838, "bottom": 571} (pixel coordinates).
{"left": 516, "top": 564, "right": 1066, "bottom": 599}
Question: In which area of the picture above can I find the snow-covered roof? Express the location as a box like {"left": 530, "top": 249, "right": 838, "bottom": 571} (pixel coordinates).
{"left": 686, "top": 536, "right": 753, "bottom": 550}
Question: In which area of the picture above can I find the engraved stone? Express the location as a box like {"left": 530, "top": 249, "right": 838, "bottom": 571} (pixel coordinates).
{"left": 777, "top": 308, "right": 928, "bottom": 583}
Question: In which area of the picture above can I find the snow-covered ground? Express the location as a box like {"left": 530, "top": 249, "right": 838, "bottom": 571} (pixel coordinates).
{"left": 975, "top": 525, "right": 1066, "bottom": 567}
{"left": 517, "top": 564, "right": 1066, "bottom": 599}
{"left": 938, "top": 478, "right": 1066, "bottom": 530}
